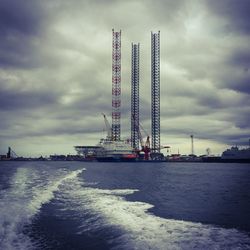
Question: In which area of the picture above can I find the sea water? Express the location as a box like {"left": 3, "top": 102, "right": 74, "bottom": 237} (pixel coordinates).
{"left": 0, "top": 161, "right": 250, "bottom": 249}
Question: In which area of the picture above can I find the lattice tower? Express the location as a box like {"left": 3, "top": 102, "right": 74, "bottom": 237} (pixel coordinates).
{"left": 151, "top": 31, "right": 161, "bottom": 153}
{"left": 131, "top": 43, "right": 140, "bottom": 150}
{"left": 112, "top": 29, "right": 121, "bottom": 141}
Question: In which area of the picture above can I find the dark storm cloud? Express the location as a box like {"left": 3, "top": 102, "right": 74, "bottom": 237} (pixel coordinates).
{"left": 206, "top": 0, "right": 250, "bottom": 34}
{"left": 229, "top": 108, "right": 250, "bottom": 130}
{"left": 213, "top": 65, "right": 250, "bottom": 95}
{"left": 227, "top": 76, "right": 250, "bottom": 94}
{"left": 197, "top": 90, "right": 250, "bottom": 109}
{"left": 0, "top": 86, "right": 58, "bottom": 111}
{"left": 229, "top": 50, "right": 250, "bottom": 68}
{"left": 0, "top": 0, "right": 46, "bottom": 68}
{"left": 0, "top": 35, "right": 42, "bottom": 68}
{"left": 8, "top": 119, "right": 102, "bottom": 138}
{"left": 0, "top": 0, "right": 44, "bottom": 35}
{"left": 214, "top": 49, "right": 250, "bottom": 94}
{"left": 203, "top": 0, "right": 250, "bottom": 94}
{"left": 0, "top": 109, "right": 100, "bottom": 137}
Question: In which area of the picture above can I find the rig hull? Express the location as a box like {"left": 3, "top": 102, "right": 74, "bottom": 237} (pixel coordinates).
{"left": 95, "top": 138, "right": 137, "bottom": 162}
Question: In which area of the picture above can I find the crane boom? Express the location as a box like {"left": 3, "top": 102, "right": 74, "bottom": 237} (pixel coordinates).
{"left": 102, "top": 113, "right": 112, "bottom": 140}
{"left": 132, "top": 114, "right": 144, "bottom": 149}
{"left": 137, "top": 126, "right": 144, "bottom": 149}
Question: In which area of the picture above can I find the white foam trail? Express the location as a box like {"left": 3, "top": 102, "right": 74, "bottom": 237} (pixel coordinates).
{"left": 28, "top": 169, "right": 84, "bottom": 213}
{"left": 0, "top": 167, "right": 84, "bottom": 250}
{"left": 65, "top": 186, "right": 250, "bottom": 250}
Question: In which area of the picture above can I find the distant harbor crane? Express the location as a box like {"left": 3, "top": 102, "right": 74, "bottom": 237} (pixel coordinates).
{"left": 7, "top": 147, "right": 18, "bottom": 159}
{"left": 190, "top": 135, "right": 194, "bottom": 155}
{"left": 102, "top": 113, "right": 112, "bottom": 140}
{"left": 138, "top": 122, "right": 151, "bottom": 160}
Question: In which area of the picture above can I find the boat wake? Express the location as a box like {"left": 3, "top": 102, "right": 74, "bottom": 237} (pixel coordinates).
{"left": 0, "top": 166, "right": 84, "bottom": 250}
{"left": 59, "top": 177, "right": 250, "bottom": 250}
{"left": 1, "top": 165, "right": 249, "bottom": 250}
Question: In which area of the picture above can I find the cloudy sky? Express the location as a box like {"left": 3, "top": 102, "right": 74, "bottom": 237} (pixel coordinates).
{"left": 0, "top": 0, "right": 249, "bottom": 157}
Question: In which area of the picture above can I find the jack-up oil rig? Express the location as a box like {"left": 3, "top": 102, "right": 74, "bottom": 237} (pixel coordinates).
{"left": 75, "top": 30, "right": 167, "bottom": 161}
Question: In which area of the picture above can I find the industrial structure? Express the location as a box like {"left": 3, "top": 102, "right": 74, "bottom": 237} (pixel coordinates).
{"left": 75, "top": 29, "right": 164, "bottom": 161}
{"left": 191, "top": 134, "right": 194, "bottom": 155}
{"left": 151, "top": 31, "right": 161, "bottom": 153}
{"left": 130, "top": 31, "right": 163, "bottom": 160}
{"left": 112, "top": 29, "right": 122, "bottom": 141}
{"left": 6, "top": 147, "right": 18, "bottom": 159}
{"left": 131, "top": 43, "right": 140, "bottom": 150}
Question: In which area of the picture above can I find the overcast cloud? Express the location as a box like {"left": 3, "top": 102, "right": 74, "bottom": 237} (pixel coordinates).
{"left": 0, "top": 0, "right": 249, "bottom": 156}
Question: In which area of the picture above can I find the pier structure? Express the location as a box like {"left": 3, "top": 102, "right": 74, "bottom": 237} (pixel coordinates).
{"left": 151, "top": 31, "right": 161, "bottom": 153}
{"left": 131, "top": 43, "right": 140, "bottom": 150}
{"left": 112, "top": 29, "right": 122, "bottom": 141}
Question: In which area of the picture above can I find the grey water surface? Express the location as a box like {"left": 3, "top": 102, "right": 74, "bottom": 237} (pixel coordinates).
{"left": 0, "top": 161, "right": 250, "bottom": 249}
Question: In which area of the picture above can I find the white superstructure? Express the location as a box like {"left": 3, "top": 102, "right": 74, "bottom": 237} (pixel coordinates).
{"left": 96, "top": 138, "right": 136, "bottom": 160}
